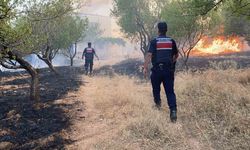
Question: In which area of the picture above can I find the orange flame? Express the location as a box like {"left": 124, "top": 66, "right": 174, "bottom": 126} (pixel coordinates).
{"left": 192, "top": 36, "right": 244, "bottom": 56}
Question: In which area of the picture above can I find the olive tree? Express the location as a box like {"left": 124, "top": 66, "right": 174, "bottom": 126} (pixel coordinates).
{"left": 112, "top": 0, "right": 165, "bottom": 56}
{"left": 0, "top": 0, "right": 81, "bottom": 101}
{"left": 60, "top": 16, "right": 88, "bottom": 66}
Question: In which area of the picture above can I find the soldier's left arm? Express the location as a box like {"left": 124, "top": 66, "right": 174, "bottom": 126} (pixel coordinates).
{"left": 143, "top": 52, "right": 152, "bottom": 78}
{"left": 144, "top": 53, "right": 152, "bottom": 71}
{"left": 82, "top": 49, "right": 86, "bottom": 59}
{"left": 143, "top": 39, "right": 155, "bottom": 77}
{"left": 93, "top": 49, "right": 99, "bottom": 60}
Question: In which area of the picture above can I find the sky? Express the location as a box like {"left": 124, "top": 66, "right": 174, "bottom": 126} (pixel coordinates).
{"left": 80, "top": 0, "right": 113, "bottom": 16}
{"left": 79, "top": 0, "right": 120, "bottom": 37}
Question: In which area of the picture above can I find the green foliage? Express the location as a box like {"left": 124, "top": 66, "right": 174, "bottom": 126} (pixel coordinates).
{"left": 1, "top": 0, "right": 81, "bottom": 60}
{"left": 112, "top": 0, "right": 165, "bottom": 55}
{"left": 112, "top": 0, "right": 164, "bottom": 37}
{"left": 224, "top": 14, "right": 250, "bottom": 40}
{"left": 226, "top": 0, "right": 250, "bottom": 19}
{"left": 83, "top": 23, "right": 103, "bottom": 43}
{"left": 222, "top": 0, "right": 250, "bottom": 43}
{"left": 112, "top": 0, "right": 220, "bottom": 58}
{"left": 23, "top": 0, "right": 88, "bottom": 59}
{"left": 58, "top": 15, "right": 88, "bottom": 60}
{"left": 0, "top": 0, "right": 31, "bottom": 59}
{"left": 186, "top": 0, "right": 223, "bottom": 16}
{"left": 162, "top": 0, "right": 219, "bottom": 39}
{"left": 54, "top": 15, "right": 88, "bottom": 50}
{"left": 160, "top": 0, "right": 219, "bottom": 66}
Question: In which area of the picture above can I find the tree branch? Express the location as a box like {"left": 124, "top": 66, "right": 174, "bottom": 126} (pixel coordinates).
{"left": 0, "top": 60, "right": 23, "bottom": 69}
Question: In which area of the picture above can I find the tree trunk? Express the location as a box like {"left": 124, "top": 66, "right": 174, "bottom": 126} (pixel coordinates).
{"left": 44, "top": 59, "right": 59, "bottom": 75}
{"left": 30, "top": 70, "right": 40, "bottom": 101}
{"left": 183, "top": 58, "right": 189, "bottom": 71}
{"left": 70, "top": 58, "right": 73, "bottom": 66}
{"left": 69, "top": 42, "right": 77, "bottom": 67}
{"left": 37, "top": 54, "right": 59, "bottom": 75}
{"left": 8, "top": 51, "right": 40, "bottom": 101}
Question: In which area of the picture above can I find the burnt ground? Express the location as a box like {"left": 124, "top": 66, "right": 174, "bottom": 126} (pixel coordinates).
{"left": 95, "top": 51, "right": 250, "bottom": 79}
{"left": 185, "top": 51, "right": 250, "bottom": 70}
{"left": 0, "top": 66, "right": 85, "bottom": 150}
{"left": 95, "top": 59, "right": 144, "bottom": 78}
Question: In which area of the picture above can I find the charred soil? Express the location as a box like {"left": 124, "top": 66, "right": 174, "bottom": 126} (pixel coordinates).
{"left": 0, "top": 66, "right": 85, "bottom": 149}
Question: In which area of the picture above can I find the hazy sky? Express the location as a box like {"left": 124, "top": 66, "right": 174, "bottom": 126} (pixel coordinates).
{"left": 79, "top": 0, "right": 121, "bottom": 37}
{"left": 80, "top": 0, "right": 112, "bottom": 16}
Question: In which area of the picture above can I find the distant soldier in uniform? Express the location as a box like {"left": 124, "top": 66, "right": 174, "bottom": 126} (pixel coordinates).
{"left": 82, "top": 42, "right": 99, "bottom": 75}
{"left": 143, "top": 22, "right": 179, "bottom": 123}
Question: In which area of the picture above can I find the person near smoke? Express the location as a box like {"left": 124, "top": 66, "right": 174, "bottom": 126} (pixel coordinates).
{"left": 143, "top": 22, "right": 179, "bottom": 123}
{"left": 82, "top": 42, "right": 99, "bottom": 75}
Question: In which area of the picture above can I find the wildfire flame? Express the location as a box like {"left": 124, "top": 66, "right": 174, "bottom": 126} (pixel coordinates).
{"left": 192, "top": 36, "right": 243, "bottom": 56}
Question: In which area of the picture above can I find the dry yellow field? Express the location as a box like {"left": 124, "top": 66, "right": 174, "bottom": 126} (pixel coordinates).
{"left": 68, "top": 68, "right": 250, "bottom": 150}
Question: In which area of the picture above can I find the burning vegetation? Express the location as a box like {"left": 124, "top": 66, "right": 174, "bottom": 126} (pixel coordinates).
{"left": 192, "top": 36, "right": 244, "bottom": 56}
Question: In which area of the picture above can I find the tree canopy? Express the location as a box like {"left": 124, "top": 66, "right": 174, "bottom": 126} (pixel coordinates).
{"left": 112, "top": 0, "right": 250, "bottom": 63}
{"left": 0, "top": 0, "right": 88, "bottom": 100}
{"left": 112, "top": 0, "right": 165, "bottom": 56}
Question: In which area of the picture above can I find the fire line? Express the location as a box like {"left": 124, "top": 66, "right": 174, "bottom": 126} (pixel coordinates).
{"left": 192, "top": 36, "right": 244, "bottom": 56}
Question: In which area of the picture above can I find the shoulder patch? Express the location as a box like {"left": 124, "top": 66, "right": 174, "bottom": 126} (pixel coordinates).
{"left": 86, "top": 48, "right": 93, "bottom": 53}
{"left": 156, "top": 38, "right": 173, "bottom": 50}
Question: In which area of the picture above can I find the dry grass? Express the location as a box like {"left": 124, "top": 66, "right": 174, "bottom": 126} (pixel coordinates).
{"left": 175, "top": 69, "right": 250, "bottom": 150}
{"left": 86, "top": 69, "right": 250, "bottom": 150}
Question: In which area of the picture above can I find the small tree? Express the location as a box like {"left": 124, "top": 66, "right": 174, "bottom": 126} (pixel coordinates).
{"left": 60, "top": 16, "right": 88, "bottom": 66}
{"left": 112, "top": 0, "right": 165, "bottom": 56}
{"left": 0, "top": 0, "right": 78, "bottom": 101}
{"left": 28, "top": 1, "right": 76, "bottom": 74}
{"left": 83, "top": 23, "right": 104, "bottom": 43}
{"left": 0, "top": 0, "right": 41, "bottom": 101}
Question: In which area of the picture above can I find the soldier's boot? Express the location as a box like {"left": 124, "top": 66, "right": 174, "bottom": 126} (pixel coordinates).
{"left": 84, "top": 66, "right": 88, "bottom": 75}
{"left": 170, "top": 110, "right": 177, "bottom": 123}
{"left": 155, "top": 104, "right": 161, "bottom": 110}
{"left": 154, "top": 99, "right": 161, "bottom": 110}
{"left": 89, "top": 65, "right": 93, "bottom": 76}
{"left": 89, "top": 71, "right": 93, "bottom": 76}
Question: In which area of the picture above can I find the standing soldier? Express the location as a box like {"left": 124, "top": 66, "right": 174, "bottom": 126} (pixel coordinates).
{"left": 143, "top": 22, "right": 179, "bottom": 123}
{"left": 82, "top": 42, "right": 99, "bottom": 75}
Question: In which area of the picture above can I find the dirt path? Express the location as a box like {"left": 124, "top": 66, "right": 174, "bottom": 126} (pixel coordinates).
{"left": 66, "top": 76, "right": 119, "bottom": 149}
